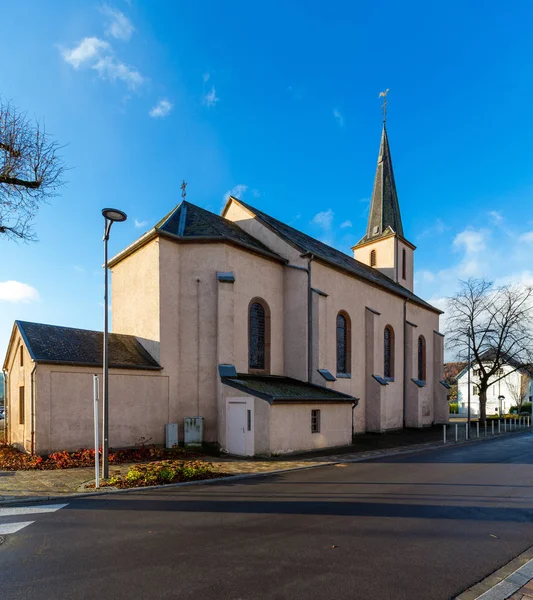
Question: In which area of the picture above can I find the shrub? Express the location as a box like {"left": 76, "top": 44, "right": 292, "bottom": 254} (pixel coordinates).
{"left": 0, "top": 443, "right": 199, "bottom": 471}
{"left": 101, "top": 460, "right": 226, "bottom": 488}
{"left": 449, "top": 402, "right": 459, "bottom": 414}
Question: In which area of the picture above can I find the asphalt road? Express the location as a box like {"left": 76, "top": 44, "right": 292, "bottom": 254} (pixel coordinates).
{"left": 3, "top": 433, "right": 533, "bottom": 600}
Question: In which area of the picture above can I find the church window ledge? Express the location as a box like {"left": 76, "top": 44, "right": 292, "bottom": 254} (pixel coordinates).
{"left": 372, "top": 374, "right": 388, "bottom": 386}
{"left": 411, "top": 378, "right": 426, "bottom": 388}
{"left": 384, "top": 376, "right": 395, "bottom": 383}
{"left": 336, "top": 373, "right": 351, "bottom": 379}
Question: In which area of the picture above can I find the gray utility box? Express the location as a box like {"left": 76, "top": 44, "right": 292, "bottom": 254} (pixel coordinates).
{"left": 184, "top": 417, "right": 204, "bottom": 447}
{"left": 165, "top": 423, "right": 179, "bottom": 449}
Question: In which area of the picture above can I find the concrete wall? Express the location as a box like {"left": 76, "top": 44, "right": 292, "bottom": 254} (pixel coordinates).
{"left": 269, "top": 403, "right": 352, "bottom": 454}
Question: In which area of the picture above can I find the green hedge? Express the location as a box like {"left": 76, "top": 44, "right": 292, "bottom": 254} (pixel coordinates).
{"left": 449, "top": 402, "right": 459, "bottom": 414}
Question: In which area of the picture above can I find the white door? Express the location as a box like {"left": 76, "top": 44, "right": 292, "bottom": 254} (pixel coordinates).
{"left": 227, "top": 399, "right": 254, "bottom": 456}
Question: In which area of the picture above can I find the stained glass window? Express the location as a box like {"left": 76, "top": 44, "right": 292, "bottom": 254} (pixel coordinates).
{"left": 384, "top": 326, "right": 394, "bottom": 378}
{"left": 249, "top": 302, "right": 265, "bottom": 370}
{"left": 418, "top": 335, "right": 426, "bottom": 381}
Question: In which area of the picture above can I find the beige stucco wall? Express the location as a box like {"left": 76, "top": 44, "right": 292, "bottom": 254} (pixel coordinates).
{"left": 35, "top": 365, "right": 168, "bottom": 454}
{"left": 4, "top": 332, "right": 34, "bottom": 451}
{"left": 112, "top": 238, "right": 161, "bottom": 362}
{"left": 353, "top": 236, "right": 396, "bottom": 282}
{"left": 397, "top": 239, "right": 414, "bottom": 292}
{"left": 269, "top": 403, "right": 352, "bottom": 454}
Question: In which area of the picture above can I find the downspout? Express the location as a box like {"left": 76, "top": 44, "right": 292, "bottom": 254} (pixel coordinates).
{"left": 403, "top": 299, "right": 408, "bottom": 428}
{"left": 306, "top": 254, "right": 314, "bottom": 383}
{"left": 2, "top": 369, "right": 7, "bottom": 445}
{"left": 30, "top": 363, "right": 37, "bottom": 455}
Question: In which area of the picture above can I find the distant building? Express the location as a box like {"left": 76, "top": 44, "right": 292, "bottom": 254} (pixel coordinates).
{"left": 3, "top": 123, "right": 448, "bottom": 456}
{"left": 456, "top": 360, "right": 533, "bottom": 416}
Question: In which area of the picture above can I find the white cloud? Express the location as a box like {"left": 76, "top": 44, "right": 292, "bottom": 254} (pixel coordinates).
{"left": 420, "top": 270, "right": 435, "bottom": 282}
{"left": 489, "top": 210, "right": 503, "bottom": 224}
{"left": 102, "top": 6, "right": 134, "bottom": 41}
{"left": 0, "top": 281, "right": 39, "bottom": 303}
{"left": 149, "top": 99, "right": 173, "bottom": 118}
{"left": 134, "top": 218, "right": 148, "bottom": 228}
{"left": 312, "top": 209, "right": 334, "bottom": 230}
{"left": 418, "top": 218, "right": 448, "bottom": 239}
{"left": 340, "top": 220, "right": 352, "bottom": 229}
{"left": 333, "top": 109, "right": 344, "bottom": 127}
{"left": 252, "top": 189, "right": 261, "bottom": 198}
{"left": 203, "top": 86, "right": 219, "bottom": 108}
{"left": 311, "top": 209, "right": 335, "bottom": 245}
{"left": 92, "top": 56, "right": 144, "bottom": 89}
{"left": 73, "top": 265, "right": 86, "bottom": 273}
{"left": 224, "top": 184, "right": 248, "bottom": 204}
{"left": 452, "top": 229, "right": 487, "bottom": 254}
{"left": 61, "top": 37, "right": 110, "bottom": 68}
{"left": 203, "top": 72, "right": 210, "bottom": 83}
{"left": 519, "top": 232, "right": 533, "bottom": 243}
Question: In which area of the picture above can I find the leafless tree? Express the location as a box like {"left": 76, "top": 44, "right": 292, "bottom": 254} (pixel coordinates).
{"left": 0, "top": 98, "right": 65, "bottom": 241}
{"left": 507, "top": 372, "right": 532, "bottom": 414}
{"left": 446, "top": 278, "right": 533, "bottom": 423}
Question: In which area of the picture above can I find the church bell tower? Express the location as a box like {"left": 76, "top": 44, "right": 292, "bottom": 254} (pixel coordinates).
{"left": 352, "top": 114, "right": 416, "bottom": 292}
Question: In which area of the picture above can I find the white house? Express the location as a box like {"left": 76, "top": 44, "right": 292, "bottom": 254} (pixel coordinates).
{"left": 457, "top": 362, "right": 533, "bottom": 416}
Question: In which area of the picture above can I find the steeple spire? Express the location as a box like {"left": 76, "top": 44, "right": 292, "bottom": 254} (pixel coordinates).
{"left": 363, "top": 122, "right": 404, "bottom": 242}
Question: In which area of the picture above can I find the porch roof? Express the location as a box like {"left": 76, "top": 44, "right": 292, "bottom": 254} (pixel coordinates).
{"left": 221, "top": 373, "right": 358, "bottom": 404}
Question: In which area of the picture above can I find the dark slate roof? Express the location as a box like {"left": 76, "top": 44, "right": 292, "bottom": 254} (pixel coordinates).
{"left": 229, "top": 198, "right": 441, "bottom": 313}
{"left": 358, "top": 124, "right": 404, "bottom": 244}
{"left": 221, "top": 373, "right": 357, "bottom": 404}
{"left": 16, "top": 321, "right": 161, "bottom": 370}
{"left": 155, "top": 200, "right": 284, "bottom": 262}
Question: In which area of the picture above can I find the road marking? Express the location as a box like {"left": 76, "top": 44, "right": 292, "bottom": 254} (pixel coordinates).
{"left": 0, "top": 521, "right": 35, "bottom": 535}
{"left": 0, "top": 503, "right": 68, "bottom": 518}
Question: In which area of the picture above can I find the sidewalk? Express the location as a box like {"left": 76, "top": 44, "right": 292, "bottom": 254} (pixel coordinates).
{"left": 1, "top": 426, "right": 530, "bottom": 504}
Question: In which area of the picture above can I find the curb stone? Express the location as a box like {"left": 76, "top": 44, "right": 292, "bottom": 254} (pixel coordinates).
{"left": 456, "top": 545, "right": 533, "bottom": 600}
{"left": 0, "top": 428, "right": 531, "bottom": 507}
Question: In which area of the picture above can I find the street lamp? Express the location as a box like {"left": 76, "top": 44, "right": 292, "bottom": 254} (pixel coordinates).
{"left": 102, "top": 208, "right": 127, "bottom": 478}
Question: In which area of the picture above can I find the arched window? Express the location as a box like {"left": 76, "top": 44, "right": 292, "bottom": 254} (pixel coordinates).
{"left": 248, "top": 298, "right": 271, "bottom": 373}
{"left": 336, "top": 311, "right": 351, "bottom": 375}
{"left": 417, "top": 335, "right": 426, "bottom": 381}
{"left": 370, "top": 249, "right": 377, "bottom": 267}
{"left": 384, "top": 325, "right": 395, "bottom": 379}
{"left": 402, "top": 248, "right": 406, "bottom": 280}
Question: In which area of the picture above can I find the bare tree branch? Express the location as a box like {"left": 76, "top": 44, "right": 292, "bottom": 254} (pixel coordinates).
{"left": 445, "top": 278, "right": 533, "bottom": 423}
{"left": 0, "top": 97, "right": 66, "bottom": 241}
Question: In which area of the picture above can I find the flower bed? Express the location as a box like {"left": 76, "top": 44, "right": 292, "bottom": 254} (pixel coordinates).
{"left": 0, "top": 443, "right": 199, "bottom": 471}
{"left": 99, "top": 460, "right": 227, "bottom": 488}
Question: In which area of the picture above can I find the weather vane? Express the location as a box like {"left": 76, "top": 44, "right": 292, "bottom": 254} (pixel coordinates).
{"left": 181, "top": 180, "right": 188, "bottom": 200}
{"left": 379, "top": 89, "right": 390, "bottom": 123}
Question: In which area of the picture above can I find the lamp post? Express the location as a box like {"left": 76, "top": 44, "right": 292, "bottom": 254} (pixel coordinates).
{"left": 467, "top": 326, "right": 472, "bottom": 437}
{"left": 102, "top": 208, "right": 127, "bottom": 478}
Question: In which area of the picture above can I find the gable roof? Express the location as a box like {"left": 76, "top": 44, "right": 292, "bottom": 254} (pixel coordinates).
{"left": 109, "top": 200, "right": 285, "bottom": 268}
{"left": 224, "top": 197, "right": 441, "bottom": 314}
{"left": 221, "top": 373, "right": 357, "bottom": 404}
{"left": 155, "top": 200, "right": 284, "bottom": 261}
{"left": 357, "top": 124, "right": 405, "bottom": 245}
{"left": 8, "top": 321, "right": 161, "bottom": 370}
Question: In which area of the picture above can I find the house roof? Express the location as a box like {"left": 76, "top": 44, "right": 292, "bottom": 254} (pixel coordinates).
{"left": 11, "top": 321, "right": 161, "bottom": 370}
{"left": 455, "top": 349, "right": 533, "bottom": 381}
{"left": 221, "top": 373, "right": 358, "bottom": 404}
{"left": 225, "top": 197, "right": 441, "bottom": 314}
{"left": 356, "top": 124, "right": 404, "bottom": 245}
{"left": 156, "top": 200, "right": 284, "bottom": 262}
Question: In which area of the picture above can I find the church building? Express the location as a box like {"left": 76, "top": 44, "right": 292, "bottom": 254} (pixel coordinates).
{"left": 3, "top": 124, "right": 448, "bottom": 456}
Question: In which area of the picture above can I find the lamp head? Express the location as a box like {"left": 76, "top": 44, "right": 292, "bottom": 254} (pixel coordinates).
{"left": 102, "top": 208, "right": 128, "bottom": 222}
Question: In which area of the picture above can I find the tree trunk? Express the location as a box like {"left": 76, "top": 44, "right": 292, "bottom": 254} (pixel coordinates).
{"left": 479, "top": 387, "right": 487, "bottom": 424}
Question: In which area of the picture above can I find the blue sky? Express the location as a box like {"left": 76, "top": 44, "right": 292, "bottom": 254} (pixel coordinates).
{"left": 2, "top": 0, "right": 533, "bottom": 359}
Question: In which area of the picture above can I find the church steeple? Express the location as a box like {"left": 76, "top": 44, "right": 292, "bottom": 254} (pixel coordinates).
{"left": 352, "top": 109, "right": 416, "bottom": 292}
{"left": 364, "top": 124, "right": 404, "bottom": 242}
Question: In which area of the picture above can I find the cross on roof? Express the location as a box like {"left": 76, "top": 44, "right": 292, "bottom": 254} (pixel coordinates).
{"left": 181, "top": 180, "right": 188, "bottom": 200}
